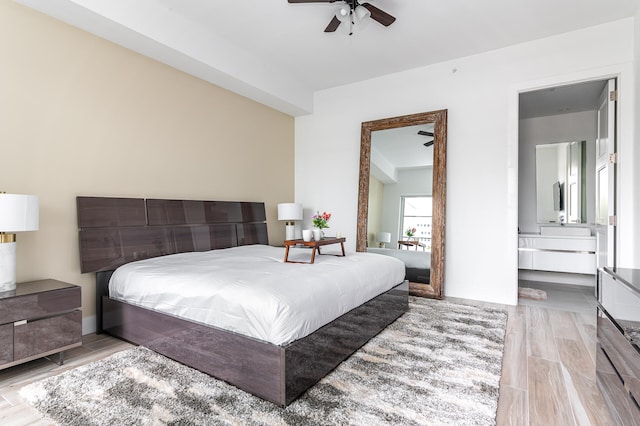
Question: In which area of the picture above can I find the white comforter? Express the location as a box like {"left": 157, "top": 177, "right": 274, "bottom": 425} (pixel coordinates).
{"left": 366, "top": 247, "right": 431, "bottom": 269}
{"left": 109, "top": 245, "right": 405, "bottom": 346}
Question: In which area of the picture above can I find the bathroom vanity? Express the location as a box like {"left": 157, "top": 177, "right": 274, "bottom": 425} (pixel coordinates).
{"left": 518, "top": 227, "right": 595, "bottom": 275}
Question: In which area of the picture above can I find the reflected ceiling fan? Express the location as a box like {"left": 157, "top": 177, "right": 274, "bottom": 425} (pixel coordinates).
{"left": 418, "top": 130, "right": 434, "bottom": 147}
{"left": 288, "top": 0, "right": 396, "bottom": 34}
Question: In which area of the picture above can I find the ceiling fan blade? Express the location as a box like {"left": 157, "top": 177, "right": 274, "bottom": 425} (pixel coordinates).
{"left": 288, "top": 0, "right": 335, "bottom": 3}
{"left": 418, "top": 130, "right": 434, "bottom": 137}
{"left": 324, "top": 16, "right": 341, "bottom": 32}
{"left": 361, "top": 3, "right": 396, "bottom": 26}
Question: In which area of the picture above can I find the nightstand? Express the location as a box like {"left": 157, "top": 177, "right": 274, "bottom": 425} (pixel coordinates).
{"left": 0, "top": 279, "right": 82, "bottom": 370}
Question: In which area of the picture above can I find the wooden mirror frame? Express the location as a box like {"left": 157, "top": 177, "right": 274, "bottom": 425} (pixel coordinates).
{"left": 356, "top": 110, "right": 447, "bottom": 299}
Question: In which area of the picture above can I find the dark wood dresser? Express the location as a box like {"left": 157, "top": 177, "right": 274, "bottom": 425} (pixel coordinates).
{"left": 0, "top": 279, "right": 82, "bottom": 370}
{"left": 596, "top": 267, "right": 640, "bottom": 424}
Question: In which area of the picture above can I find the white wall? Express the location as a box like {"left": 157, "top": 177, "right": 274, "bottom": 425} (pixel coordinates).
{"left": 635, "top": 8, "right": 640, "bottom": 256}
{"left": 519, "top": 111, "right": 597, "bottom": 233}
{"left": 295, "top": 18, "right": 635, "bottom": 305}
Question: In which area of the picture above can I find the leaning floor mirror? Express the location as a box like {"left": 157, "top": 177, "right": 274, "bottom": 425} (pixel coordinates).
{"left": 356, "top": 110, "right": 447, "bottom": 299}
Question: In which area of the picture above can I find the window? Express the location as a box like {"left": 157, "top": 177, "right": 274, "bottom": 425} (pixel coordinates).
{"left": 400, "top": 196, "right": 432, "bottom": 250}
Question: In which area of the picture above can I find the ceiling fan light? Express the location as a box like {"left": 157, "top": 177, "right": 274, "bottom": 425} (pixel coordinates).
{"left": 336, "top": 5, "right": 351, "bottom": 22}
{"left": 354, "top": 5, "right": 370, "bottom": 21}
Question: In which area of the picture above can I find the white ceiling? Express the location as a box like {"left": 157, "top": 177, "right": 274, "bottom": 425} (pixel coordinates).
{"left": 15, "top": 0, "right": 640, "bottom": 116}
{"left": 519, "top": 79, "right": 608, "bottom": 119}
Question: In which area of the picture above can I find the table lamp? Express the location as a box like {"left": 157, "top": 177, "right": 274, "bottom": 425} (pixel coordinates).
{"left": 377, "top": 231, "right": 391, "bottom": 248}
{"left": 0, "top": 193, "right": 39, "bottom": 292}
{"left": 277, "top": 203, "right": 303, "bottom": 241}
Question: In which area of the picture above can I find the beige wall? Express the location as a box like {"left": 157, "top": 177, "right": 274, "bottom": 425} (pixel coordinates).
{"left": 367, "top": 174, "right": 384, "bottom": 247}
{"left": 0, "top": 1, "right": 294, "bottom": 325}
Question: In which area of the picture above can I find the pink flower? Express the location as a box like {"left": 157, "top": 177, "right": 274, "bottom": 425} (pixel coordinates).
{"left": 312, "top": 211, "right": 331, "bottom": 229}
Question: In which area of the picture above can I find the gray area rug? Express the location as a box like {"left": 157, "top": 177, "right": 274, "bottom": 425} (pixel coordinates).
{"left": 20, "top": 297, "right": 507, "bottom": 425}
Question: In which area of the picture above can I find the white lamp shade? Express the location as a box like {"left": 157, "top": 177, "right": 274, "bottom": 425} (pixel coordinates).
{"left": 335, "top": 4, "right": 351, "bottom": 22}
{"left": 377, "top": 232, "right": 391, "bottom": 243}
{"left": 354, "top": 5, "right": 371, "bottom": 21}
{"left": 0, "top": 194, "right": 39, "bottom": 232}
{"left": 277, "top": 203, "right": 303, "bottom": 221}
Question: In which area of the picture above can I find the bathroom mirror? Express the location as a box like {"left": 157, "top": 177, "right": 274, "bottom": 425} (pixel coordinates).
{"left": 536, "top": 141, "right": 586, "bottom": 224}
{"left": 357, "top": 110, "right": 447, "bottom": 299}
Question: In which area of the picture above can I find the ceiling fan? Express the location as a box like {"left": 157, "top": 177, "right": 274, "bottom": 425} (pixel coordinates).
{"left": 418, "top": 130, "right": 434, "bottom": 147}
{"left": 288, "top": 0, "right": 396, "bottom": 34}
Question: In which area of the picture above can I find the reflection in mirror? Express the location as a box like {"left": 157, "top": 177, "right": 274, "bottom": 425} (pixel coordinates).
{"left": 357, "top": 110, "right": 447, "bottom": 299}
{"left": 536, "top": 141, "right": 586, "bottom": 224}
{"left": 400, "top": 197, "right": 433, "bottom": 250}
{"left": 368, "top": 124, "right": 434, "bottom": 247}
{"left": 367, "top": 124, "right": 434, "bottom": 285}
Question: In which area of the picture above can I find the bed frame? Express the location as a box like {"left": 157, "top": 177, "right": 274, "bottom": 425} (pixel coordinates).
{"left": 78, "top": 196, "right": 408, "bottom": 406}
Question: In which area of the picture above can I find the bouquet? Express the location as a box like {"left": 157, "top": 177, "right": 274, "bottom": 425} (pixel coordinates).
{"left": 312, "top": 211, "right": 331, "bottom": 229}
{"left": 405, "top": 227, "right": 417, "bottom": 238}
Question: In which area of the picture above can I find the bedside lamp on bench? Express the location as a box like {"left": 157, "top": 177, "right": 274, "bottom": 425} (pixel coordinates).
{"left": 0, "top": 193, "right": 39, "bottom": 292}
{"left": 278, "top": 203, "right": 303, "bottom": 241}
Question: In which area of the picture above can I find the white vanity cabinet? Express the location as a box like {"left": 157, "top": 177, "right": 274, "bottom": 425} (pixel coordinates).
{"left": 518, "top": 234, "right": 596, "bottom": 274}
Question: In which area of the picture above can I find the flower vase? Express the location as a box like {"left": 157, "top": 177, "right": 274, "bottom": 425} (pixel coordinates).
{"left": 312, "top": 228, "right": 323, "bottom": 241}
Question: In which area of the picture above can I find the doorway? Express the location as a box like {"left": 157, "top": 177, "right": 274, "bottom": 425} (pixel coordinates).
{"left": 517, "top": 78, "right": 617, "bottom": 312}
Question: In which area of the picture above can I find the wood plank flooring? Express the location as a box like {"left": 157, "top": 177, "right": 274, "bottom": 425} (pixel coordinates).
{"left": 0, "top": 290, "right": 615, "bottom": 425}
{"left": 494, "top": 287, "right": 615, "bottom": 426}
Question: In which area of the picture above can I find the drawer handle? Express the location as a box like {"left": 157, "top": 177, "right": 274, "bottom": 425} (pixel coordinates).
{"left": 14, "top": 320, "right": 27, "bottom": 326}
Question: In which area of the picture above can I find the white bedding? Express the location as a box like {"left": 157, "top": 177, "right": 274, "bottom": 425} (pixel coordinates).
{"left": 366, "top": 247, "right": 431, "bottom": 269}
{"left": 109, "top": 244, "right": 405, "bottom": 346}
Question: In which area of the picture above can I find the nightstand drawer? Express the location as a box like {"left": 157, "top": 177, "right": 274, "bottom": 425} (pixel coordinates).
{"left": 0, "top": 323, "right": 12, "bottom": 364}
{"left": 13, "top": 310, "right": 82, "bottom": 360}
{"left": 0, "top": 286, "right": 81, "bottom": 324}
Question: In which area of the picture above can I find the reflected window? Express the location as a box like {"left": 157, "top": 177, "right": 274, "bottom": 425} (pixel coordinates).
{"left": 400, "top": 196, "right": 432, "bottom": 250}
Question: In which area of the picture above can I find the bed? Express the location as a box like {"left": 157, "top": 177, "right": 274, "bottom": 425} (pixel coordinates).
{"left": 366, "top": 247, "right": 431, "bottom": 283}
{"left": 77, "top": 196, "right": 408, "bottom": 406}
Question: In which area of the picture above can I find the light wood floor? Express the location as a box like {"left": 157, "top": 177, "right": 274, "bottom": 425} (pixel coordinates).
{"left": 495, "top": 303, "right": 614, "bottom": 425}
{"left": 0, "top": 295, "right": 614, "bottom": 425}
{"left": 0, "top": 334, "right": 134, "bottom": 425}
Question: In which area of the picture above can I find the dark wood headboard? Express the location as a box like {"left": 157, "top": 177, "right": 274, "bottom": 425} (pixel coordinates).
{"left": 77, "top": 197, "right": 268, "bottom": 273}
